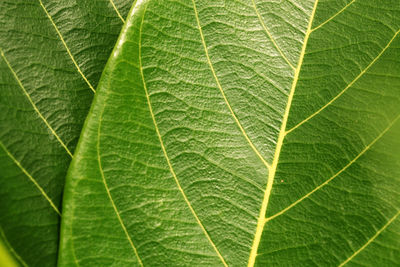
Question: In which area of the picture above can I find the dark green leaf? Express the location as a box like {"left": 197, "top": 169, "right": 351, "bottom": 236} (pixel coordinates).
{"left": 60, "top": 0, "right": 400, "bottom": 266}
{"left": 0, "top": 0, "right": 131, "bottom": 265}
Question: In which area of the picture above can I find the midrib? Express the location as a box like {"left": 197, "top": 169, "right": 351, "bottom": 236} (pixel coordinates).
{"left": 247, "top": 1, "right": 319, "bottom": 266}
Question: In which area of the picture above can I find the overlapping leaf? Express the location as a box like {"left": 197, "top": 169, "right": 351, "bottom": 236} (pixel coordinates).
{"left": 60, "top": 0, "right": 400, "bottom": 266}
{"left": 0, "top": 0, "right": 132, "bottom": 265}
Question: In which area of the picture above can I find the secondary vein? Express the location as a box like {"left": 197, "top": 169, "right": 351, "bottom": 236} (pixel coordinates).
{"left": 109, "top": 0, "right": 125, "bottom": 23}
{"left": 247, "top": 1, "right": 319, "bottom": 266}
{"left": 251, "top": 0, "right": 295, "bottom": 70}
{"left": 1, "top": 48, "right": 72, "bottom": 158}
{"left": 38, "top": 0, "right": 96, "bottom": 93}
{"left": 192, "top": 0, "right": 271, "bottom": 171}
{"left": 0, "top": 141, "right": 61, "bottom": 216}
{"left": 97, "top": 119, "right": 143, "bottom": 266}
{"left": 139, "top": 4, "right": 227, "bottom": 266}
{"left": 339, "top": 210, "right": 400, "bottom": 266}
{"left": 266, "top": 114, "right": 400, "bottom": 222}
{"left": 286, "top": 29, "right": 400, "bottom": 135}
{"left": 311, "top": 0, "right": 356, "bottom": 32}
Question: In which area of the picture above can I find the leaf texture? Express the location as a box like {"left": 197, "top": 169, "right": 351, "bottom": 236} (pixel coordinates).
{"left": 0, "top": 0, "right": 132, "bottom": 265}
{"left": 60, "top": 0, "right": 400, "bottom": 266}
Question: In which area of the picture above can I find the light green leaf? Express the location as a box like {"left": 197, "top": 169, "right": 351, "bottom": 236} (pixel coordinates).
{"left": 60, "top": 0, "right": 400, "bottom": 266}
{"left": 0, "top": 0, "right": 131, "bottom": 266}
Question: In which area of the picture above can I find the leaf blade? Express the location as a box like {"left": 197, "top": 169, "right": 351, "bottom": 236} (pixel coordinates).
{"left": 60, "top": 0, "right": 400, "bottom": 266}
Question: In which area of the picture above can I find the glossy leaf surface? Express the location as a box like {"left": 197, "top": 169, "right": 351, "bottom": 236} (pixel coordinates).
{"left": 60, "top": 0, "right": 400, "bottom": 266}
{"left": 0, "top": 0, "right": 131, "bottom": 265}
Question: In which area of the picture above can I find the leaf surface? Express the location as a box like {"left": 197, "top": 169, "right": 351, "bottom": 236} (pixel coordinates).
{"left": 60, "top": 0, "right": 400, "bottom": 266}
{"left": 0, "top": 0, "right": 131, "bottom": 265}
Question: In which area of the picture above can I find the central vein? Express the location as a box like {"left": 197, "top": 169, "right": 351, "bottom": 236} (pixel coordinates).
{"left": 247, "top": 1, "right": 319, "bottom": 266}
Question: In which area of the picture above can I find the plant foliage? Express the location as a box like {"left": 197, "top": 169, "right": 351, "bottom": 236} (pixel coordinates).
{"left": 1, "top": 0, "right": 400, "bottom": 266}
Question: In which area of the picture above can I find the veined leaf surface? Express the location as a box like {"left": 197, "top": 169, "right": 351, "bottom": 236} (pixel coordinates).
{"left": 60, "top": 0, "right": 400, "bottom": 266}
{"left": 0, "top": 0, "right": 131, "bottom": 265}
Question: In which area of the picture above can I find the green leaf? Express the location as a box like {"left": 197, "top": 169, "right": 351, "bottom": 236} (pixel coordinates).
{"left": 0, "top": 0, "right": 131, "bottom": 265}
{"left": 60, "top": 0, "right": 400, "bottom": 266}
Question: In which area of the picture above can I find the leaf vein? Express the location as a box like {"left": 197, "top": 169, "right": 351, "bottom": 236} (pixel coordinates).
{"left": 266, "top": 114, "right": 400, "bottom": 222}
{"left": 38, "top": 0, "right": 96, "bottom": 93}
{"left": 311, "top": 0, "right": 356, "bottom": 32}
{"left": 109, "top": 0, "right": 125, "bottom": 23}
{"left": 286, "top": 29, "right": 400, "bottom": 135}
{"left": 192, "top": 0, "right": 271, "bottom": 171}
{"left": 251, "top": 0, "right": 295, "bottom": 70}
{"left": 247, "top": 1, "right": 320, "bottom": 266}
{"left": 339, "top": 210, "right": 400, "bottom": 266}
{"left": 0, "top": 141, "right": 61, "bottom": 216}
{"left": 97, "top": 120, "right": 143, "bottom": 266}
{"left": 140, "top": 4, "right": 227, "bottom": 266}
{"left": 0, "top": 48, "right": 73, "bottom": 158}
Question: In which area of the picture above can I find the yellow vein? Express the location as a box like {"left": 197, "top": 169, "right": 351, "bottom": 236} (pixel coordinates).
{"left": 266, "top": 114, "right": 400, "bottom": 223}
{"left": 109, "top": 0, "right": 125, "bottom": 23}
{"left": 1, "top": 48, "right": 73, "bottom": 158}
{"left": 251, "top": 0, "right": 295, "bottom": 70}
{"left": 193, "top": 0, "right": 271, "bottom": 171}
{"left": 339, "top": 210, "right": 400, "bottom": 266}
{"left": 0, "top": 141, "right": 61, "bottom": 216}
{"left": 38, "top": 0, "right": 96, "bottom": 93}
{"left": 247, "top": 1, "right": 319, "bottom": 266}
{"left": 97, "top": 120, "right": 143, "bottom": 266}
{"left": 286, "top": 29, "right": 400, "bottom": 135}
{"left": 139, "top": 4, "right": 228, "bottom": 266}
{"left": 0, "top": 226, "right": 28, "bottom": 267}
{"left": 311, "top": 0, "right": 356, "bottom": 32}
